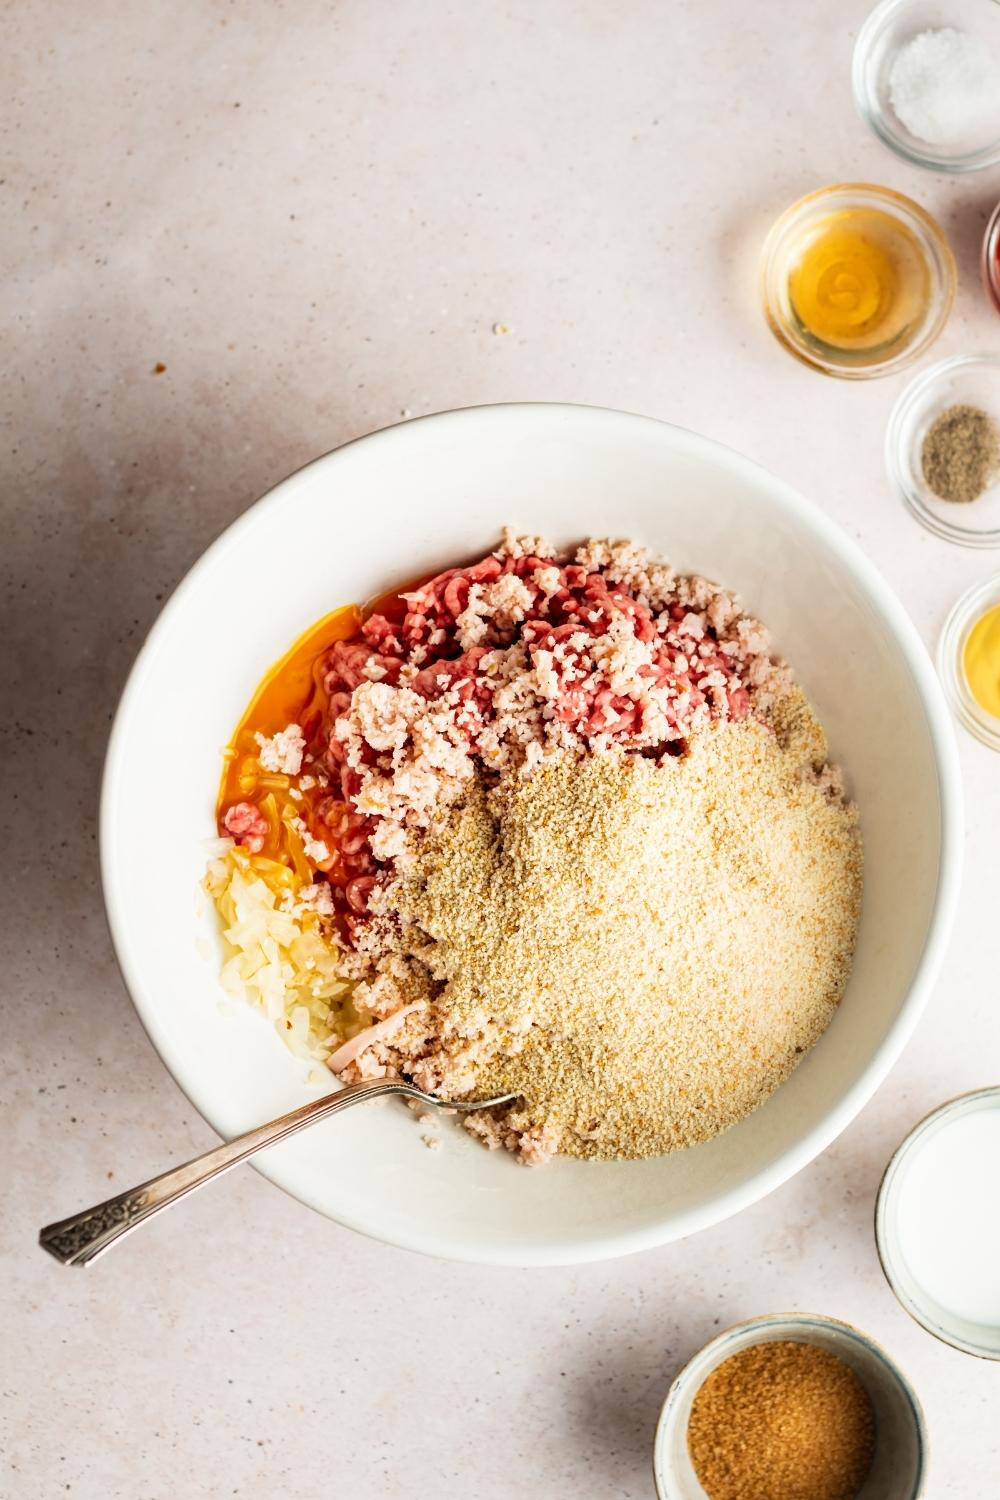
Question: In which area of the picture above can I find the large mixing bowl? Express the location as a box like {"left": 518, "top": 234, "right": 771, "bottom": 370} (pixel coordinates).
{"left": 101, "top": 404, "right": 962, "bottom": 1265}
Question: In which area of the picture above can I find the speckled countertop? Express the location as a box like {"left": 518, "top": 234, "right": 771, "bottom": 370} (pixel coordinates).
{"left": 5, "top": 3, "right": 1000, "bottom": 1496}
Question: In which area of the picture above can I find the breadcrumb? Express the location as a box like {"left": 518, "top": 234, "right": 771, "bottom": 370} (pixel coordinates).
{"left": 364, "top": 700, "right": 861, "bottom": 1161}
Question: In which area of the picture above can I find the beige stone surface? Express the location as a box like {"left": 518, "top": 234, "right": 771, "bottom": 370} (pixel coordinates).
{"left": 4, "top": 2, "right": 1000, "bottom": 1496}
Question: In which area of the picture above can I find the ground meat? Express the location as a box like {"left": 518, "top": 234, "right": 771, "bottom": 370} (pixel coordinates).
{"left": 222, "top": 801, "right": 269, "bottom": 854}
{"left": 314, "top": 534, "right": 790, "bottom": 924}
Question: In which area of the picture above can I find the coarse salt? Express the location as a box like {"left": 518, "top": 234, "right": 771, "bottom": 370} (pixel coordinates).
{"left": 888, "top": 28, "right": 1000, "bottom": 147}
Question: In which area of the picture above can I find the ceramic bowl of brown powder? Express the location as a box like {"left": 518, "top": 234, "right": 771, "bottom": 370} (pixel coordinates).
{"left": 102, "top": 403, "right": 962, "bottom": 1263}
{"left": 653, "top": 1312, "right": 926, "bottom": 1500}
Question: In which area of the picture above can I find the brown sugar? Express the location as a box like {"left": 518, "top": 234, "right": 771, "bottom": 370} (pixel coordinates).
{"left": 687, "top": 1340, "right": 876, "bottom": 1500}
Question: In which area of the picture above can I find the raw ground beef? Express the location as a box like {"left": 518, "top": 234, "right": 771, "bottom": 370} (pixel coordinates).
{"left": 306, "top": 529, "right": 791, "bottom": 933}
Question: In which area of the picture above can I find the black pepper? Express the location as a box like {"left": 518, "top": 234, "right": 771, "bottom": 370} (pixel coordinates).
{"left": 921, "top": 403, "right": 1000, "bottom": 504}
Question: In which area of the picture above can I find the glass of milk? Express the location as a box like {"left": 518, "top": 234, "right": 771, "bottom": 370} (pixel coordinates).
{"left": 876, "top": 1087, "right": 1000, "bottom": 1358}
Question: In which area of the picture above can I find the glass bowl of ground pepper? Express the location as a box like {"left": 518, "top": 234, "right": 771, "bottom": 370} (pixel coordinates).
{"left": 760, "top": 184, "right": 955, "bottom": 378}
{"left": 653, "top": 1312, "right": 926, "bottom": 1500}
{"left": 887, "top": 353, "right": 1000, "bottom": 545}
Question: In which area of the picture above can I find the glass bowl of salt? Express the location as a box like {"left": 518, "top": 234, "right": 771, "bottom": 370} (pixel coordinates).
{"left": 853, "top": 0, "right": 1000, "bottom": 172}
{"left": 876, "top": 1088, "right": 1000, "bottom": 1359}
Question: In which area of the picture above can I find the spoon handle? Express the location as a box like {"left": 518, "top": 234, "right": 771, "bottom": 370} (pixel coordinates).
{"left": 38, "top": 1077, "right": 411, "bottom": 1267}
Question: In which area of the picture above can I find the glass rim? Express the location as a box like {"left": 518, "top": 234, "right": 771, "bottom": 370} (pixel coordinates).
{"left": 875, "top": 1087, "right": 1000, "bottom": 1359}
{"left": 852, "top": 0, "right": 1000, "bottom": 175}
{"left": 936, "top": 572, "right": 1000, "bottom": 749}
{"left": 983, "top": 201, "right": 1000, "bottom": 313}
{"left": 760, "top": 183, "right": 956, "bottom": 379}
{"left": 886, "top": 353, "right": 1000, "bottom": 548}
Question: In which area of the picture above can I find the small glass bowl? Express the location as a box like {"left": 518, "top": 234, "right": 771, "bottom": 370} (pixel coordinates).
{"left": 853, "top": 0, "right": 1000, "bottom": 173}
{"left": 876, "top": 1088, "right": 1000, "bottom": 1358}
{"left": 652, "top": 1313, "right": 926, "bottom": 1499}
{"left": 937, "top": 572, "right": 1000, "bottom": 749}
{"left": 760, "top": 184, "right": 955, "bottom": 379}
{"left": 984, "top": 201, "right": 1000, "bottom": 315}
{"left": 887, "top": 354, "right": 1000, "bottom": 546}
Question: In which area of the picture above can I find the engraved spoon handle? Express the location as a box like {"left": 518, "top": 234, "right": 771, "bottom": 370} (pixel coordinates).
{"left": 39, "top": 1077, "right": 420, "bottom": 1267}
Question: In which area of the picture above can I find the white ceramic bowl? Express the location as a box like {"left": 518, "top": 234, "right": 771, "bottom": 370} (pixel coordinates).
{"left": 653, "top": 1313, "right": 927, "bottom": 1498}
{"left": 101, "top": 404, "right": 962, "bottom": 1266}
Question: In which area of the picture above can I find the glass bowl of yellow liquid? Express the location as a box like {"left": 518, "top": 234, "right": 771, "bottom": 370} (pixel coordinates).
{"left": 938, "top": 573, "right": 1000, "bottom": 751}
{"left": 761, "top": 184, "right": 956, "bottom": 378}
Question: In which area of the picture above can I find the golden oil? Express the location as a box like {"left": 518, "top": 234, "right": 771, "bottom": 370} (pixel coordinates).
{"left": 787, "top": 207, "right": 931, "bottom": 353}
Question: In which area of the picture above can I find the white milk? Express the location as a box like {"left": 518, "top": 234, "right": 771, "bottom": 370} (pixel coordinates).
{"left": 895, "top": 1107, "right": 1000, "bottom": 1327}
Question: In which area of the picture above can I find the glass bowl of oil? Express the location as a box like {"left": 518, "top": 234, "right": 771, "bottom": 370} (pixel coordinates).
{"left": 760, "top": 184, "right": 955, "bottom": 378}
{"left": 853, "top": 0, "right": 1000, "bottom": 174}
{"left": 938, "top": 573, "right": 1000, "bottom": 751}
{"left": 887, "top": 354, "right": 1000, "bottom": 546}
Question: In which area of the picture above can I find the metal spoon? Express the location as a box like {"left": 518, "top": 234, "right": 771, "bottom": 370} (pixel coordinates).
{"left": 38, "top": 1077, "right": 515, "bottom": 1267}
